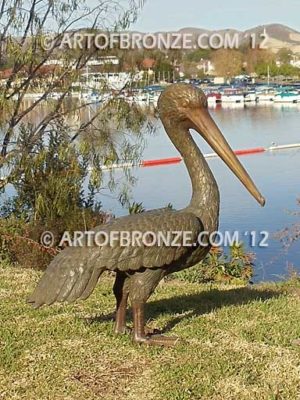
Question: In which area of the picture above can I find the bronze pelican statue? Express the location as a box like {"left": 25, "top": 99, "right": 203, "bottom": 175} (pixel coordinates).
{"left": 28, "top": 84, "right": 265, "bottom": 346}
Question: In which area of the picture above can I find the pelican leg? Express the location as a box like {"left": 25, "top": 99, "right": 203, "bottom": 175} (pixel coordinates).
{"left": 132, "top": 303, "right": 179, "bottom": 347}
{"left": 129, "top": 269, "right": 179, "bottom": 347}
{"left": 113, "top": 272, "right": 130, "bottom": 334}
{"left": 113, "top": 271, "right": 162, "bottom": 336}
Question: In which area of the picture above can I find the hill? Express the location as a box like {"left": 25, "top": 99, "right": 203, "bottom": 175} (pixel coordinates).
{"left": 130, "top": 24, "right": 300, "bottom": 53}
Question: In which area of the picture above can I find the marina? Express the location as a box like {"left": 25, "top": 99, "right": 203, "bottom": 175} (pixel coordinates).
{"left": 77, "top": 81, "right": 300, "bottom": 106}
{"left": 17, "top": 74, "right": 300, "bottom": 107}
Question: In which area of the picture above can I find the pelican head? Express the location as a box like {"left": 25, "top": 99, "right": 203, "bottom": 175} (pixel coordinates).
{"left": 158, "top": 83, "right": 265, "bottom": 207}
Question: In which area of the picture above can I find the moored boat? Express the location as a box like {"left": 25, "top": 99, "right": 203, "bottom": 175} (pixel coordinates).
{"left": 244, "top": 91, "right": 257, "bottom": 102}
{"left": 220, "top": 88, "right": 244, "bottom": 103}
{"left": 206, "top": 92, "right": 222, "bottom": 105}
{"left": 274, "top": 91, "right": 299, "bottom": 103}
{"left": 256, "top": 89, "right": 276, "bottom": 102}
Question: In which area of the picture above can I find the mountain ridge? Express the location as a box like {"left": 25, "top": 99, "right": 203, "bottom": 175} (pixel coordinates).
{"left": 128, "top": 24, "right": 300, "bottom": 53}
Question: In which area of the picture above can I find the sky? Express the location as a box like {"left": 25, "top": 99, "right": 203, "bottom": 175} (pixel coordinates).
{"left": 132, "top": 0, "right": 300, "bottom": 32}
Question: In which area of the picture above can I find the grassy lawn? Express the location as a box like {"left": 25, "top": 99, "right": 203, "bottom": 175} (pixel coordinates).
{"left": 1, "top": 264, "right": 300, "bottom": 400}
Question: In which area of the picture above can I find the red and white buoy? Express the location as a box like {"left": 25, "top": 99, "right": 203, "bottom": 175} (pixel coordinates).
{"left": 99, "top": 143, "right": 300, "bottom": 171}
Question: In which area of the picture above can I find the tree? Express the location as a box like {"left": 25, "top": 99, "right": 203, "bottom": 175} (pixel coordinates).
{"left": 278, "top": 64, "right": 300, "bottom": 77}
{"left": 254, "top": 61, "right": 300, "bottom": 78}
{"left": 211, "top": 49, "right": 243, "bottom": 77}
{"left": 182, "top": 61, "right": 204, "bottom": 79}
{"left": 185, "top": 48, "right": 212, "bottom": 63}
{"left": 277, "top": 48, "right": 293, "bottom": 65}
{"left": 0, "top": 0, "right": 146, "bottom": 187}
{"left": 0, "top": 1, "right": 153, "bottom": 268}
{"left": 244, "top": 49, "right": 275, "bottom": 74}
{"left": 154, "top": 57, "right": 174, "bottom": 78}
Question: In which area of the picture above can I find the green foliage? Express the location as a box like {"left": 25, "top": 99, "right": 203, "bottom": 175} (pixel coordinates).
{"left": 0, "top": 121, "right": 109, "bottom": 269}
{"left": 154, "top": 59, "right": 174, "bottom": 76}
{"left": 255, "top": 62, "right": 300, "bottom": 77}
{"left": 2, "top": 122, "right": 101, "bottom": 221}
{"left": 0, "top": 0, "right": 148, "bottom": 178}
{"left": 170, "top": 243, "right": 254, "bottom": 285}
{"left": 128, "top": 201, "right": 145, "bottom": 214}
{"left": 0, "top": 93, "right": 151, "bottom": 269}
{"left": 128, "top": 202, "right": 174, "bottom": 214}
{"left": 185, "top": 49, "right": 212, "bottom": 62}
{"left": 277, "top": 48, "right": 293, "bottom": 64}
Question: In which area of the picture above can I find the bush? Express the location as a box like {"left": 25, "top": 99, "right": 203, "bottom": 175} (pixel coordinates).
{"left": 0, "top": 98, "right": 152, "bottom": 270}
{"left": 0, "top": 122, "right": 108, "bottom": 269}
{"left": 169, "top": 244, "right": 255, "bottom": 285}
{"left": 0, "top": 211, "right": 107, "bottom": 270}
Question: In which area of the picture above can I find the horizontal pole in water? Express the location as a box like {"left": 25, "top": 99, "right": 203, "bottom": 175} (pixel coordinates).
{"left": 234, "top": 147, "right": 266, "bottom": 156}
{"left": 268, "top": 143, "right": 300, "bottom": 151}
{"left": 142, "top": 157, "right": 182, "bottom": 167}
{"left": 142, "top": 147, "right": 266, "bottom": 166}
{"left": 205, "top": 147, "right": 266, "bottom": 159}
{"left": 98, "top": 143, "right": 300, "bottom": 170}
{"left": 100, "top": 162, "right": 137, "bottom": 170}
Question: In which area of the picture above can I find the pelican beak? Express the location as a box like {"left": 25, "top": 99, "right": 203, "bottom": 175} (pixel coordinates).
{"left": 187, "top": 108, "right": 265, "bottom": 207}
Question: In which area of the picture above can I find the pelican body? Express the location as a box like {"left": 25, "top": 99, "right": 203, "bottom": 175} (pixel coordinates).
{"left": 29, "top": 84, "right": 265, "bottom": 346}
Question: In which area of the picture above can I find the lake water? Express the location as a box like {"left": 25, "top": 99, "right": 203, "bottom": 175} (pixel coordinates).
{"left": 99, "top": 102, "right": 300, "bottom": 281}
{"left": 2, "top": 101, "right": 300, "bottom": 281}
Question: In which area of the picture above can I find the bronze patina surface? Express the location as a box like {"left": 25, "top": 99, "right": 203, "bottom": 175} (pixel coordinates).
{"left": 28, "top": 84, "right": 265, "bottom": 346}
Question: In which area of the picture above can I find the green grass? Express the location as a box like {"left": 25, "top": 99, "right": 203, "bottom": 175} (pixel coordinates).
{"left": 1, "top": 265, "right": 300, "bottom": 400}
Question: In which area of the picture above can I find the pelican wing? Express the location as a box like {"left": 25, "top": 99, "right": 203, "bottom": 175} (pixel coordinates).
{"left": 28, "top": 209, "right": 203, "bottom": 307}
{"left": 95, "top": 209, "right": 203, "bottom": 270}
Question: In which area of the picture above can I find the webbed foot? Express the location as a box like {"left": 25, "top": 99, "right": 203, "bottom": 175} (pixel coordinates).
{"left": 133, "top": 333, "right": 180, "bottom": 347}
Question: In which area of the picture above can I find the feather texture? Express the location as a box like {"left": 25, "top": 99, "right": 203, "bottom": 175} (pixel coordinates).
{"left": 28, "top": 209, "right": 203, "bottom": 307}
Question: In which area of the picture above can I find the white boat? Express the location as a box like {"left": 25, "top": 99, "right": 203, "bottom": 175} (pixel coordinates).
{"left": 274, "top": 91, "right": 299, "bottom": 103}
{"left": 82, "top": 72, "right": 131, "bottom": 91}
{"left": 206, "top": 92, "right": 222, "bottom": 105}
{"left": 125, "top": 89, "right": 163, "bottom": 106}
{"left": 256, "top": 89, "right": 276, "bottom": 102}
{"left": 221, "top": 93, "right": 244, "bottom": 103}
{"left": 244, "top": 91, "right": 256, "bottom": 102}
